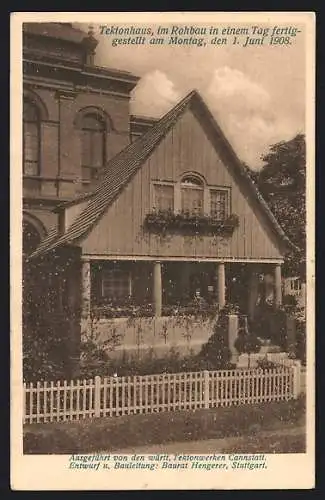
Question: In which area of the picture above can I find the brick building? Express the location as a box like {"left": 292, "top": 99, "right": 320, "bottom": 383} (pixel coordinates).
{"left": 23, "top": 22, "right": 155, "bottom": 255}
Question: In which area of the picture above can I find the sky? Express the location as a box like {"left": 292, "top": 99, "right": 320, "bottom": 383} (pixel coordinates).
{"left": 78, "top": 23, "right": 306, "bottom": 170}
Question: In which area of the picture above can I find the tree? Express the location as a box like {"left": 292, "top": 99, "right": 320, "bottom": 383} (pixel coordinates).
{"left": 256, "top": 134, "right": 306, "bottom": 279}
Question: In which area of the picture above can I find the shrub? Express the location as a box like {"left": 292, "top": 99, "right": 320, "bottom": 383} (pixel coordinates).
{"left": 256, "top": 358, "right": 277, "bottom": 370}
{"left": 23, "top": 306, "right": 72, "bottom": 382}
{"left": 283, "top": 294, "right": 298, "bottom": 308}
{"left": 234, "top": 329, "right": 262, "bottom": 356}
{"left": 79, "top": 347, "right": 201, "bottom": 378}
{"left": 296, "top": 319, "right": 306, "bottom": 365}
{"left": 251, "top": 304, "right": 287, "bottom": 349}
{"left": 197, "top": 312, "right": 232, "bottom": 370}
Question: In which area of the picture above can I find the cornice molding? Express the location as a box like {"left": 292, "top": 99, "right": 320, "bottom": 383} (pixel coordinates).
{"left": 24, "top": 59, "right": 138, "bottom": 97}
{"left": 55, "top": 89, "right": 77, "bottom": 101}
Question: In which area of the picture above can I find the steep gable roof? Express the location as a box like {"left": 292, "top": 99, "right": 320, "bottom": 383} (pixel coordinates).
{"left": 30, "top": 90, "right": 296, "bottom": 259}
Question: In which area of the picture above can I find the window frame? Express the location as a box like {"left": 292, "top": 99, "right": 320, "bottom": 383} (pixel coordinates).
{"left": 150, "top": 181, "right": 175, "bottom": 212}
{"left": 150, "top": 175, "right": 232, "bottom": 220}
{"left": 180, "top": 175, "right": 205, "bottom": 215}
{"left": 101, "top": 268, "right": 132, "bottom": 300}
{"left": 80, "top": 112, "right": 107, "bottom": 182}
{"left": 151, "top": 180, "right": 175, "bottom": 212}
{"left": 209, "top": 186, "right": 231, "bottom": 220}
{"left": 23, "top": 100, "right": 41, "bottom": 176}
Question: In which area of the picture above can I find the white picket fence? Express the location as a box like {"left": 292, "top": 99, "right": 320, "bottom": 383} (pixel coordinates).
{"left": 23, "top": 363, "right": 301, "bottom": 424}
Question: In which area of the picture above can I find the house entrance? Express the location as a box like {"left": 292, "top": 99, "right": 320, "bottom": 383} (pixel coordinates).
{"left": 226, "top": 263, "right": 250, "bottom": 313}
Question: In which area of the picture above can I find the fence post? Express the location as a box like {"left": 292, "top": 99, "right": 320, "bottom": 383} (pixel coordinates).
{"left": 23, "top": 382, "right": 26, "bottom": 425}
{"left": 292, "top": 360, "right": 301, "bottom": 399}
{"left": 203, "top": 370, "right": 210, "bottom": 409}
{"left": 94, "top": 376, "right": 101, "bottom": 417}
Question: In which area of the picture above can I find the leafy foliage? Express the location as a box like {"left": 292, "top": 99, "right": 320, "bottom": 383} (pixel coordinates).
{"left": 197, "top": 309, "right": 233, "bottom": 369}
{"left": 144, "top": 209, "right": 239, "bottom": 236}
{"left": 23, "top": 302, "right": 71, "bottom": 382}
{"left": 250, "top": 303, "right": 287, "bottom": 349}
{"left": 255, "top": 134, "right": 306, "bottom": 279}
{"left": 255, "top": 358, "right": 277, "bottom": 370}
{"left": 234, "top": 329, "right": 262, "bottom": 356}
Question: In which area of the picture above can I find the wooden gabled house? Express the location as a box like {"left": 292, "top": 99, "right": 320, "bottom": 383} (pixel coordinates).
{"left": 29, "top": 90, "right": 293, "bottom": 373}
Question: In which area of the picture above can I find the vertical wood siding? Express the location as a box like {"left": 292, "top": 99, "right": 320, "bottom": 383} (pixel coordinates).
{"left": 82, "top": 108, "right": 282, "bottom": 259}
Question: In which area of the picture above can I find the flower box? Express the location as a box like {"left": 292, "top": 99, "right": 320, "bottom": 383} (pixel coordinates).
{"left": 144, "top": 210, "right": 239, "bottom": 236}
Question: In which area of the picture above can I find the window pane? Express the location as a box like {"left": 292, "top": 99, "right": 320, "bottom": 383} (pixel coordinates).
{"left": 23, "top": 101, "right": 38, "bottom": 122}
{"left": 24, "top": 124, "right": 39, "bottom": 161}
{"left": 23, "top": 119, "right": 39, "bottom": 175}
{"left": 91, "top": 131, "right": 104, "bottom": 167}
{"left": 154, "top": 185, "right": 174, "bottom": 211}
{"left": 102, "top": 269, "right": 130, "bottom": 299}
{"left": 82, "top": 114, "right": 105, "bottom": 130}
{"left": 181, "top": 187, "right": 203, "bottom": 214}
{"left": 81, "top": 130, "right": 91, "bottom": 166}
{"left": 210, "top": 190, "right": 228, "bottom": 219}
{"left": 181, "top": 176, "right": 203, "bottom": 187}
{"left": 81, "top": 129, "right": 105, "bottom": 171}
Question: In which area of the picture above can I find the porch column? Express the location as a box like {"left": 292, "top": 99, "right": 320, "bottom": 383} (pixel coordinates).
{"left": 217, "top": 262, "right": 226, "bottom": 309}
{"left": 274, "top": 264, "right": 282, "bottom": 307}
{"left": 81, "top": 260, "right": 91, "bottom": 334}
{"left": 153, "top": 261, "right": 162, "bottom": 317}
{"left": 248, "top": 268, "right": 259, "bottom": 319}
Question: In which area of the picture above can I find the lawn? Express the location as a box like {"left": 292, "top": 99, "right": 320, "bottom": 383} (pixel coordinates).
{"left": 24, "top": 397, "right": 305, "bottom": 454}
{"left": 221, "top": 428, "right": 305, "bottom": 454}
{"left": 111, "top": 426, "right": 305, "bottom": 454}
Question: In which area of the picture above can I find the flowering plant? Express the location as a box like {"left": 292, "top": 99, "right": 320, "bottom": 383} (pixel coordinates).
{"left": 144, "top": 209, "right": 239, "bottom": 236}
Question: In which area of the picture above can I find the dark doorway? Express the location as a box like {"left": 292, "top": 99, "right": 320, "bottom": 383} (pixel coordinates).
{"left": 226, "top": 264, "right": 250, "bottom": 313}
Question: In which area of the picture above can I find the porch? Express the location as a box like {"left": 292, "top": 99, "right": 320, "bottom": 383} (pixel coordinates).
{"left": 82, "top": 258, "right": 283, "bottom": 318}
{"left": 80, "top": 258, "right": 283, "bottom": 358}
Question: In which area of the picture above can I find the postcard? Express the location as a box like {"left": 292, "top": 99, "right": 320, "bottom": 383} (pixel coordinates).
{"left": 10, "top": 11, "right": 315, "bottom": 490}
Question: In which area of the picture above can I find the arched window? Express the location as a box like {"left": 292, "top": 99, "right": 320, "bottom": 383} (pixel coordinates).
{"left": 180, "top": 174, "right": 204, "bottom": 215}
{"left": 80, "top": 113, "right": 106, "bottom": 181}
{"left": 23, "top": 100, "right": 40, "bottom": 176}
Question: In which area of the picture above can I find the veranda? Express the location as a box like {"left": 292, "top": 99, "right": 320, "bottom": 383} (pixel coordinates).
{"left": 80, "top": 258, "right": 283, "bottom": 358}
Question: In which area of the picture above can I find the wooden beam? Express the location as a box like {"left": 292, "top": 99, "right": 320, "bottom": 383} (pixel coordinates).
{"left": 81, "top": 254, "right": 284, "bottom": 264}
{"left": 274, "top": 264, "right": 282, "bottom": 307}
{"left": 153, "top": 261, "right": 162, "bottom": 317}
{"left": 248, "top": 268, "right": 259, "bottom": 319}
{"left": 217, "top": 262, "right": 226, "bottom": 309}
{"left": 81, "top": 260, "right": 91, "bottom": 319}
